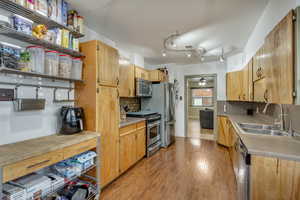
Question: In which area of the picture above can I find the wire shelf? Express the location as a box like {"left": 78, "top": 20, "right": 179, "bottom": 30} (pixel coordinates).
{"left": 0, "top": 0, "right": 84, "bottom": 38}
{"left": 42, "top": 165, "right": 98, "bottom": 200}
{"left": 0, "top": 25, "right": 84, "bottom": 57}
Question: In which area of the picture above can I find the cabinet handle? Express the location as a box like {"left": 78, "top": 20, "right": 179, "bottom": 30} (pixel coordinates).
{"left": 264, "top": 89, "right": 268, "bottom": 102}
{"left": 27, "top": 159, "right": 51, "bottom": 169}
{"left": 276, "top": 159, "right": 279, "bottom": 174}
{"left": 117, "top": 78, "right": 120, "bottom": 85}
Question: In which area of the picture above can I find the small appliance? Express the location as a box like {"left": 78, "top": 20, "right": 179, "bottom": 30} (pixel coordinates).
{"left": 136, "top": 78, "right": 152, "bottom": 97}
{"left": 60, "top": 106, "right": 84, "bottom": 135}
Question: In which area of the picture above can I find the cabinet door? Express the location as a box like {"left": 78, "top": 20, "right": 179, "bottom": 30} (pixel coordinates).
{"left": 227, "top": 71, "right": 241, "bottom": 101}
{"left": 272, "top": 11, "right": 294, "bottom": 104}
{"left": 241, "top": 66, "right": 249, "bottom": 101}
{"left": 250, "top": 156, "right": 280, "bottom": 200}
{"left": 253, "top": 77, "right": 268, "bottom": 102}
{"left": 97, "top": 86, "right": 120, "bottom": 186}
{"left": 98, "top": 42, "right": 119, "bottom": 87}
{"left": 119, "top": 133, "right": 137, "bottom": 174}
{"left": 253, "top": 47, "right": 266, "bottom": 81}
{"left": 135, "top": 66, "right": 149, "bottom": 80}
{"left": 217, "top": 116, "right": 229, "bottom": 147}
{"left": 119, "top": 64, "right": 135, "bottom": 97}
{"left": 136, "top": 128, "right": 146, "bottom": 160}
{"left": 149, "top": 70, "right": 160, "bottom": 82}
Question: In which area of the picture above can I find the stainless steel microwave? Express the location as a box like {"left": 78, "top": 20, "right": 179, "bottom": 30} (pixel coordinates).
{"left": 136, "top": 78, "right": 152, "bottom": 97}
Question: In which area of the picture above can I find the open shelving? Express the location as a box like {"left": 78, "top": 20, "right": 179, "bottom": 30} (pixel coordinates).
{"left": 0, "top": 25, "right": 84, "bottom": 57}
{"left": 0, "top": 0, "right": 84, "bottom": 38}
{"left": 0, "top": 67, "right": 84, "bottom": 83}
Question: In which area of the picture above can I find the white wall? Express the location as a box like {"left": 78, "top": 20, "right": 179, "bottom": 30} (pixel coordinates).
{"left": 227, "top": 0, "right": 299, "bottom": 71}
{"left": 146, "top": 62, "right": 227, "bottom": 137}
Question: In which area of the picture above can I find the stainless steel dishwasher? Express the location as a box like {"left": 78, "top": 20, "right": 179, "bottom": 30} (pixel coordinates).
{"left": 237, "top": 139, "right": 251, "bottom": 200}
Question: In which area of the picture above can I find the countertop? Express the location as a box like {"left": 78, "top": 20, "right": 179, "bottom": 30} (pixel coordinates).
{"left": 219, "top": 114, "right": 300, "bottom": 161}
{"left": 120, "top": 117, "right": 146, "bottom": 128}
{"left": 0, "top": 131, "right": 99, "bottom": 167}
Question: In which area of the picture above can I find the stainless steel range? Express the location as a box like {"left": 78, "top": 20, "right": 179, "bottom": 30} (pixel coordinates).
{"left": 127, "top": 111, "right": 161, "bottom": 157}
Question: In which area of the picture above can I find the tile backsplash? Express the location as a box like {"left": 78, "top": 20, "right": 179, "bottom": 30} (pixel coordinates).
{"left": 120, "top": 97, "right": 141, "bottom": 112}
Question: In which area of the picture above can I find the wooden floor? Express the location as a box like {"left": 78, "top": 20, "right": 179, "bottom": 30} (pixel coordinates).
{"left": 188, "top": 119, "right": 214, "bottom": 139}
{"left": 100, "top": 138, "right": 237, "bottom": 200}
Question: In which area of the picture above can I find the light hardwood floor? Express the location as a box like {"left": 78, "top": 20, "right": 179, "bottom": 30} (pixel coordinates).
{"left": 187, "top": 119, "right": 214, "bottom": 139}
{"left": 100, "top": 138, "right": 237, "bottom": 200}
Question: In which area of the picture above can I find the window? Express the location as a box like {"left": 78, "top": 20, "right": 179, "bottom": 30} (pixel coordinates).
{"left": 191, "top": 88, "right": 214, "bottom": 106}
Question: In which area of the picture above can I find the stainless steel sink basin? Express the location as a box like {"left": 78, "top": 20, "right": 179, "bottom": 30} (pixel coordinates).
{"left": 238, "top": 123, "right": 289, "bottom": 136}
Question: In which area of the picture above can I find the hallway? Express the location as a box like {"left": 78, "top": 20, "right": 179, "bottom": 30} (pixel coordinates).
{"left": 187, "top": 119, "right": 214, "bottom": 139}
{"left": 101, "top": 138, "right": 237, "bottom": 200}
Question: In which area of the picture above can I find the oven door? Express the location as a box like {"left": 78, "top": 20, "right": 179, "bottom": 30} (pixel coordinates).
{"left": 147, "top": 121, "right": 161, "bottom": 147}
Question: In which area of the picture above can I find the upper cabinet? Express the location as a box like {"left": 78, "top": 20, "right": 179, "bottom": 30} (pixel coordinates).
{"left": 149, "top": 70, "right": 168, "bottom": 82}
{"left": 98, "top": 42, "right": 120, "bottom": 87}
{"left": 228, "top": 10, "right": 294, "bottom": 104}
{"left": 227, "top": 61, "right": 252, "bottom": 102}
{"left": 135, "top": 66, "right": 149, "bottom": 80}
{"left": 119, "top": 64, "right": 135, "bottom": 97}
{"left": 254, "top": 11, "right": 294, "bottom": 104}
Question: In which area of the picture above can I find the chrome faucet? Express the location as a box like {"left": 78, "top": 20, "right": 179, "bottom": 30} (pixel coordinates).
{"left": 275, "top": 104, "right": 285, "bottom": 131}
{"left": 262, "top": 103, "right": 271, "bottom": 114}
{"left": 262, "top": 103, "right": 285, "bottom": 131}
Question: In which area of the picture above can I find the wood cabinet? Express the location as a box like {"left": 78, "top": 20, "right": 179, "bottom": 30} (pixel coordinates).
{"left": 98, "top": 42, "right": 120, "bottom": 87}
{"left": 253, "top": 11, "right": 294, "bottom": 104}
{"left": 253, "top": 47, "right": 266, "bottom": 82}
{"left": 135, "top": 66, "right": 149, "bottom": 80}
{"left": 149, "top": 70, "right": 167, "bottom": 82}
{"left": 250, "top": 156, "right": 300, "bottom": 200}
{"left": 75, "top": 40, "right": 120, "bottom": 187}
{"left": 119, "top": 63, "right": 135, "bottom": 97}
{"left": 227, "top": 65, "right": 252, "bottom": 102}
{"left": 119, "top": 121, "right": 146, "bottom": 174}
{"left": 226, "top": 71, "right": 240, "bottom": 101}
{"left": 218, "top": 116, "right": 232, "bottom": 147}
{"left": 120, "top": 131, "right": 137, "bottom": 173}
{"left": 97, "top": 86, "right": 120, "bottom": 186}
{"left": 136, "top": 127, "right": 146, "bottom": 160}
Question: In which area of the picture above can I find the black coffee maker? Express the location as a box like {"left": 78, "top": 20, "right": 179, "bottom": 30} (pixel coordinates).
{"left": 60, "top": 106, "right": 84, "bottom": 135}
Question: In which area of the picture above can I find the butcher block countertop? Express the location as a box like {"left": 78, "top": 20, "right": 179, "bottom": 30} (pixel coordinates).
{"left": 0, "top": 131, "right": 99, "bottom": 167}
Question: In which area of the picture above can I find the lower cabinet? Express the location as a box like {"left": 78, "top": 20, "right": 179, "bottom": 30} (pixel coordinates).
{"left": 250, "top": 156, "right": 300, "bottom": 200}
{"left": 217, "top": 116, "right": 236, "bottom": 147}
{"left": 119, "top": 122, "right": 146, "bottom": 174}
{"left": 120, "top": 132, "right": 137, "bottom": 173}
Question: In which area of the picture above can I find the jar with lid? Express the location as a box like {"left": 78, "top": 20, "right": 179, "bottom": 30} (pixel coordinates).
{"left": 45, "top": 50, "right": 59, "bottom": 76}
{"left": 71, "top": 57, "right": 82, "bottom": 80}
{"left": 59, "top": 54, "right": 71, "bottom": 78}
{"left": 26, "top": 46, "right": 45, "bottom": 73}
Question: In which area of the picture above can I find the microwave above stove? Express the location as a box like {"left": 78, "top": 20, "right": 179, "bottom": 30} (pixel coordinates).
{"left": 136, "top": 78, "right": 152, "bottom": 97}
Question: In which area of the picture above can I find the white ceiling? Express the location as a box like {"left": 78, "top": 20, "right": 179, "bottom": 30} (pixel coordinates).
{"left": 69, "top": 0, "right": 269, "bottom": 65}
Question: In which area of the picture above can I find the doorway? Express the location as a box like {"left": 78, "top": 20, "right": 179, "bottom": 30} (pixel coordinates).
{"left": 184, "top": 74, "right": 217, "bottom": 140}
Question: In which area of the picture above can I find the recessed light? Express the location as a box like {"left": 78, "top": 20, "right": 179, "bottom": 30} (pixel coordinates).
{"left": 201, "top": 57, "right": 205, "bottom": 62}
{"left": 162, "top": 51, "right": 167, "bottom": 57}
{"left": 187, "top": 53, "right": 192, "bottom": 58}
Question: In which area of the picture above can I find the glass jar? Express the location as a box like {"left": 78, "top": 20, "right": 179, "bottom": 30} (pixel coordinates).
{"left": 26, "top": 46, "right": 45, "bottom": 73}
{"left": 71, "top": 57, "right": 82, "bottom": 80}
{"left": 59, "top": 54, "right": 71, "bottom": 78}
{"left": 45, "top": 50, "right": 59, "bottom": 76}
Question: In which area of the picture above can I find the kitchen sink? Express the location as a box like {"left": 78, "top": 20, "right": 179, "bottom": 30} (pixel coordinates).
{"left": 238, "top": 123, "right": 289, "bottom": 136}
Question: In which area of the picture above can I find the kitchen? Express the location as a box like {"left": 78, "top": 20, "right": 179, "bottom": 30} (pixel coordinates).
{"left": 0, "top": 0, "right": 300, "bottom": 200}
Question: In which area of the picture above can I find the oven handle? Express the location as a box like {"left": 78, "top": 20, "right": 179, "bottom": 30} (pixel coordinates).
{"left": 148, "top": 122, "right": 161, "bottom": 128}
